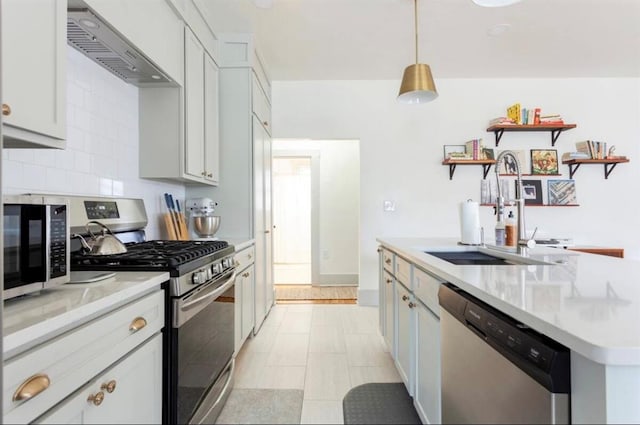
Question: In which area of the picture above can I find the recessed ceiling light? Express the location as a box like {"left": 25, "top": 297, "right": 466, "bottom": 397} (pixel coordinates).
{"left": 472, "top": 0, "right": 522, "bottom": 7}
{"left": 151, "top": 75, "right": 162, "bottom": 80}
{"left": 487, "top": 23, "right": 512, "bottom": 36}
{"left": 79, "top": 18, "right": 99, "bottom": 29}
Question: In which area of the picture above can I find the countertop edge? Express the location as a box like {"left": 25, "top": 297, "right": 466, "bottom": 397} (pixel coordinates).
{"left": 377, "top": 237, "right": 640, "bottom": 367}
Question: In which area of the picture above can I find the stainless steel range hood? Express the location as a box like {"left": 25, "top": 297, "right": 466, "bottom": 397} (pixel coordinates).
{"left": 67, "top": 6, "right": 172, "bottom": 85}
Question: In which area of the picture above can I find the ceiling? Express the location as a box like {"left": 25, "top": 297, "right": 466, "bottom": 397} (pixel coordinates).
{"left": 201, "top": 0, "right": 640, "bottom": 81}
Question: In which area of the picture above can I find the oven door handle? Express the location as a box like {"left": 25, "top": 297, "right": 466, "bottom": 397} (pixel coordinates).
{"left": 181, "top": 270, "right": 237, "bottom": 312}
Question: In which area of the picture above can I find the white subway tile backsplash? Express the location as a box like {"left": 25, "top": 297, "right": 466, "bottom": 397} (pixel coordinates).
{"left": 3, "top": 46, "right": 186, "bottom": 238}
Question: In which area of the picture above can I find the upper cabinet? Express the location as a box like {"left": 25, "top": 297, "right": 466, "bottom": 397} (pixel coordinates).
{"left": 139, "top": 2, "right": 220, "bottom": 186}
{"left": 1, "top": 0, "right": 66, "bottom": 148}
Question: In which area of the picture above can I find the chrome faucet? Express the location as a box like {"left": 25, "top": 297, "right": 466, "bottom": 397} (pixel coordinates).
{"left": 494, "top": 151, "right": 535, "bottom": 254}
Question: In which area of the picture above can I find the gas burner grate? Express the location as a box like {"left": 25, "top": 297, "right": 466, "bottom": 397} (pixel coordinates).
{"left": 71, "top": 240, "right": 229, "bottom": 269}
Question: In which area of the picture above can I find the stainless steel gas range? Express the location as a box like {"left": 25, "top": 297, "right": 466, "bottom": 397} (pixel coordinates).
{"left": 67, "top": 195, "right": 236, "bottom": 424}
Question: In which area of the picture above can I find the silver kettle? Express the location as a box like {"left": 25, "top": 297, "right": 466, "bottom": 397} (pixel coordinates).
{"left": 73, "top": 221, "right": 127, "bottom": 255}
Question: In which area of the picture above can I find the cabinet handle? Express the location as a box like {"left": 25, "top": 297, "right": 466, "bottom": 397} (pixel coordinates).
{"left": 377, "top": 248, "right": 382, "bottom": 253}
{"left": 242, "top": 272, "right": 250, "bottom": 278}
{"left": 265, "top": 230, "right": 270, "bottom": 234}
{"left": 2, "top": 103, "right": 11, "bottom": 116}
{"left": 201, "top": 171, "right": 206, "bottom": 176}
{"left": 248, "top": 254, "right": 252, "bottom": 259}
{"left": 385, "top": 258, "right": 391, "bottom": 265}
{"left": 101, "top": 380, "right": 117, "bottom": 393}
{"left": 402, "top": 295, "right": 409, "bottom": 301}
{"left": 385, "top": 278, "right": 392, "bottom": 284}
{"left": 408, "top": 302, "right": 416, "bottom": 309}
{"left": 207, "top": 173, "right": 213, "bottom": 178}
{"left": 129, "top": 316, "right": 147, "bottom": 332}
{"left": 87, "top": 391, "right": 105, "bottom": 406}
{"left": 263, "top": 121, "right": 268, "bottom": 127}
{"left": 12, "top": 373, "right": 50, "bottom": 402}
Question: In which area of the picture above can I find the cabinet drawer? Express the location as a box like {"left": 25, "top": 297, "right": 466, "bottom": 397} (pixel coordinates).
{"left": 381, "top": 248, "right": 394, "bottom": 274}
{"left": 395, "top": 256, "right": 412, "bottom": 288}
{"left": 413, "top": 267, "right": 442, "bottom": 315}
{"left": 3, "top": 290, "right": 164, "bottom": 424}
{"left": 235, "top": 245, "right": 255, "bottom": 272}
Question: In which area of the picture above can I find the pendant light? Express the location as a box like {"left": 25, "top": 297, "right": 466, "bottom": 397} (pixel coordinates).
{"left": 398, "top": 0, "right": 438, "bottom": 104}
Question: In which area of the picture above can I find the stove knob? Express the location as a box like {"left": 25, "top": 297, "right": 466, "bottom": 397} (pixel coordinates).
{"left": 206, "top": 268, "right": 213, "bottom": 280}
{"left": 192, "top": 272, "right": 202, "bottom": 285}
{"left": 212, "top": 263, "right": 223, "bottom": 274}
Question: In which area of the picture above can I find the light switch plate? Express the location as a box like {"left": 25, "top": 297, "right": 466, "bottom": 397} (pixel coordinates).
{"left": 383, "top": 200, "right": 396, "bottom": 212}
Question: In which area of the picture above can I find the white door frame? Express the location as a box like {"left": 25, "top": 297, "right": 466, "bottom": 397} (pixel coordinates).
{"left": 272, "top": 150, "right": 320, "bottom": 285}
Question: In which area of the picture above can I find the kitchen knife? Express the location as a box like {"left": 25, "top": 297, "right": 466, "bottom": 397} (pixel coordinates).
{"left": 167, "top": 194, "right": 185, "bottom": 240}
{"left": 175, "top": 199, "right": 189, "bottom": 240}
{"left": 164, "top": 193, "right": 180, "bottom": 240}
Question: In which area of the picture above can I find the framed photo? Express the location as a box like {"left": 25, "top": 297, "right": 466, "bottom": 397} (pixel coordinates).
{"left": 548, "top": 179, "right": 577, "bottom": 205}
{"left": 443, "top": 144, "right": 467, "bottom": 160}
{"left": 516, "top": 179, "right": 543, "bottom": 205}
{"left": 530, "top": 149, "right": 559, "bottom": 175}
{"left": 497, "top": 149, "right": 526, "bottom": 174}
{"left": 482, "top": 148, "right": 495, "bottom": 160}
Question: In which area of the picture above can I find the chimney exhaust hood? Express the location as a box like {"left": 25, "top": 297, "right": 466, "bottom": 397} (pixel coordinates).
{"left": 67, "top": 6, "right": 172, "bottom": 86}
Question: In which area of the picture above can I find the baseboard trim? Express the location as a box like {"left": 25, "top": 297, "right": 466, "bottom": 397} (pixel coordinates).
{"left": 357, "top": 289, "right": 378, "bottom": 306}
{"left": 317, "top": 274, "right": 359, "bottom": 286}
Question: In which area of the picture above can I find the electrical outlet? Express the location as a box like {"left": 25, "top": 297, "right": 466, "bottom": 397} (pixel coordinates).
{"left": 383, "top": 200, "right": 396, "bottom": 212}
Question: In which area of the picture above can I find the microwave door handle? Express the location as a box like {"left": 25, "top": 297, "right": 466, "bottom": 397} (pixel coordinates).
{"left": 180, "top": 270, "right": 236, "bottom": 312}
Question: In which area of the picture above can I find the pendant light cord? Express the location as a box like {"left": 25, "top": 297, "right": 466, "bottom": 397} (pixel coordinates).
{"left": 414, "top": 0, "right": 419, "bottom": 64}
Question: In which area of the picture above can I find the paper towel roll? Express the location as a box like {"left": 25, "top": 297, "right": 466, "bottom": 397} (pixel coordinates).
{"left": 460, "top": 200, "right": 481, "bottom": 245}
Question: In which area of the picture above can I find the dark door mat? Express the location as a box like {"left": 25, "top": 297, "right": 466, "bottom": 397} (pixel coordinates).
{"left": 343, "top": 383, "right": 421, "bottom": 424}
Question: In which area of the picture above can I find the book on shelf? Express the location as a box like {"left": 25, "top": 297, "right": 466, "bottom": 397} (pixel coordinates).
{"left": 489, "top": 117, "right": 516, "bottom": 126}
{"left": 574, "top": 140, "right": 608, "bottom": 159}
{"left": 539, "top": 114, "right": 564, "bottom": 125}
{"left": 562, "top": 152, "right": 590, "bottom": 161}
{"left": 506, "top": 103, "right": 521, "bottom": 125}
{"left": 534, "top": 108, "right": 541, "bottom": 125}
{"left": 465, "top": 138, "right": 483, "bottom": 160}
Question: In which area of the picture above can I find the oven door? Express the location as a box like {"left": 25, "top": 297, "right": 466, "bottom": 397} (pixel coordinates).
{"left": 171, "top": 268, "right": 236, "bottom": 425}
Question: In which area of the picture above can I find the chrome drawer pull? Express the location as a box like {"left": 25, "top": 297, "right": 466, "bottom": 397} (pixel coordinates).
{"left": 385, "top": 258, "right": 391, "bottom": 265}
{"left": 129, "top": 316, "right": 147, "bottom": 332}
{"left": 402, "top": 295, "right": 409, "bottom": 301}
{"left": 13, "top": 373, "right": 50, "bottom": 402}
{"left": 87, "top": 391, "right": 105, "bottom": 406}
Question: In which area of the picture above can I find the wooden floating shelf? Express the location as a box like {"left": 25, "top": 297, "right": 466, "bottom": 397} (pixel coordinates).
{"left": 497, "top": 173, "right": 563, "bottom": 177}
{"left": 480, "top": 204, "right": 580, "bottom": 207}
{"left": 486, "top": 124, "right": 577, "bottom": 147}
{"left": 442, "top": 159, "right": 496, "bottom": 180}
{"left": 562, "top": 158, "right": 629, "bottom": 179}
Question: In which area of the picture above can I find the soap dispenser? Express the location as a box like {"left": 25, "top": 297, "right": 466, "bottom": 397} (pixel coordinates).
{"left": 505, "top": 211, "right": 517, "bottom": 247}
{"left": 495, "top": 214, "right": 506, "bottom": 246}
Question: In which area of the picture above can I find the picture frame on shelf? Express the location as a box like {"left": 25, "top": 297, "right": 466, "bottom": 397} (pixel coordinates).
{"left": 531, "top": 149, "right": 559, "bottom": 175}
{"left": 548, "top": 179, "right": 577, "bottom": 205}
{"left": 482, "top": 148, "right": 495, "bottom": 160}
{"left": 443, "top": 144, "right": 468, "bottom": 160}
{"left": 516, "top": 179, "right": 543, "bottom": 205}
{"left": 497, "top": 149, "right": 526, "bottom": 174}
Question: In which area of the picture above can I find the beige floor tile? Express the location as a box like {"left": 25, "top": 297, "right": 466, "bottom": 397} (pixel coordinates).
{"left": 304, "top": 353, "right": 351, "bottom": 400}
{"left": 309, "top": 325, "right": 347, "bottom": 353}
{"left": 348, "top": 357, "right": 402, "bottom": 388}
{"left": 260, "top": 366, "right": 307, "bottom": 390}
{"left": 244, "top": 324, "right": 279, "bottom": 353}
{"left": 234, "top": 350, "right": 269, "bottom": 388}
{"left": 266, "top": 333, "right": 310, "bottom": 366}
{"left": 300, "top": 400, "right": 344, "bottom": 424}
{"left": 345, "top": 333, "right": 391, "bottom": 366}
{"left": 285, "top": 304, "right": 314, "bottom": 313}
{"left": 311, "top": 305, "right": 348, "bottom": 328}
{"left": 263, "top": 304, "right": 288, "bottom": 327}
{"left": 342, "top": 306, "right": 379, "bottom": 335}
{"left": 278, "top": 310, "right": 312, "bottom": 334}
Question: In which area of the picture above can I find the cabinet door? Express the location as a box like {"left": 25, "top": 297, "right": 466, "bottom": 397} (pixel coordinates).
{"left": 184, "top": 27, "right": 205, "bottom": 180}
{"left": 383, "top": 270, "right": 395, "bottom": 355}
{"left": 395, "top": 283, "right": 414, "bottom": 396}
{"left": 234, "top": 276, "right": 242, "bottom": 353}
{"left": 241, "top": 264, "right": 255, "bottom": 342}
{"left": 36, "top": 334, "right": 163, "bottom": 424}
{"left": 203, "top": 52, "right": 219, "bottom": 185}
{"left": 253, "top": 115, "right": 267, "bottom": 333}
{"left": 2, "top": 0, "right": 66, "bottom": 147}
{"left": 263, "top": 131, "right": 274, "bottom": 312}
{"left": 415, "top": 302, "right": 441, "bottom": 425}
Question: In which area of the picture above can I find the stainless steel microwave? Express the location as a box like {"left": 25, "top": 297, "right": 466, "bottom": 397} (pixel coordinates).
{"left": 3, "top": 195, "right": 70, "bottom": 300}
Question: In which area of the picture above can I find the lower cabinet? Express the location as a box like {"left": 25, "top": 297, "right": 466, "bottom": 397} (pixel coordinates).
{"left": 395, "top": 282, "right": 414, "bottom": 396}
{"left": 36, "top": 333, "right": 162, "bottom": 424}
{"left": 383, "top": 270, "right": 395, "bottom": 355}
{"left": 234, "top": 243, "right": 256, "bottom": 354}
{"left": 415, "top": 301, "right": 441, "bottom": 424}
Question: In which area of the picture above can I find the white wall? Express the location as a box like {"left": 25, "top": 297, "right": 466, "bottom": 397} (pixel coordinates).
{"left": 2, "top": 47, "right": 185, "bottom": 239}
{"left": 273, "top": 139, "right": 360, "bottom": 283}
{"left": 272, "top": 78, "right": 640, "bottom": 304}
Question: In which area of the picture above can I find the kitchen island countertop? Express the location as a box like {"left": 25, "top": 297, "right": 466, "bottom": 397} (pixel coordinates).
{"left": 377, "top": 237, "right": 640, "bottom": 366}
{"left": 3, "top": 271, "right": 168, "bottom": 359}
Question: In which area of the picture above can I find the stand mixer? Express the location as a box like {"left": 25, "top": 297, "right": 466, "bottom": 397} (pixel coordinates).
{"left": 186, "top": 198, "right": 220, "bottom": 239}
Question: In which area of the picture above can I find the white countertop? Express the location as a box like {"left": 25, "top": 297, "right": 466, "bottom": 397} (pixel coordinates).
{"left": 377, "top": 237, "right": 640, "bottom": 366}
{"left": 225, "top": 238, "right": 255, "bottom": 252}
{"left": 3, "top": 271, "right": 168, "bottom": 359}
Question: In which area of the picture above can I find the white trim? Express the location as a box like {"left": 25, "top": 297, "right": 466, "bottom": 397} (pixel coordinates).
{"left": 357, "top": 289, "right": 378, "bottom": 306}
{"left": 317, "top": 274, "right": 359, "bottom": 286}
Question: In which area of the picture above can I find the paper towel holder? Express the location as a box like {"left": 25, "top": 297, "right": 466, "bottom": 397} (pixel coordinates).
{"left": 459, "top": 227, "right": 485, "bottom": 246}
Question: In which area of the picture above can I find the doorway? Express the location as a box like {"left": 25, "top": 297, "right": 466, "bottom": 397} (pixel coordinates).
{"left": 272, "top": 140, "right": 360, "bottom": 304}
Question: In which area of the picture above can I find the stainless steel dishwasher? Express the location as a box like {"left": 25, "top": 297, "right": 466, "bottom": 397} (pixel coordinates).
{"left": 438, "top": 284, "right": 571, "bottom": 424}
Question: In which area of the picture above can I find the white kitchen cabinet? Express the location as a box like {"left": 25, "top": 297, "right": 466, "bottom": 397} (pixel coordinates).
{"left": 81, "top": 0, "right": 184, "bottom": 85}
{"left": 414, "top": 300, "right": 441, "bottom": 424}
{"left": 36, "top": 333, "right": 162, "bottom": 424}
{"left": 234, "top": 244, "right": 255, "bottom": 353}
{"left": 187, "top": 34, "right": 273, "bottom": 334}
{"left": 383, "top": 270, "right": 395, "bottom": 355}
{"left": 1, "top": 0, "right": 66, "bottom": 148}
{"left": 395, "top": 282, "right": 415, "bottom": 396}
{"left": 3, "top": 290, "right": 164, "bottom": 424}
{"left": 140, "top": 25, "right": 219, "bottom": 185}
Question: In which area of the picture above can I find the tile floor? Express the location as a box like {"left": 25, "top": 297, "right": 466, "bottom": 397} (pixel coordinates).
{"left": 233, "top": 304, "right": 402, "bottom": 424}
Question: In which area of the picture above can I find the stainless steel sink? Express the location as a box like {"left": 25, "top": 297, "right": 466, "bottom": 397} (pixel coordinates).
{"left": 424, "top": 250, "right": 552, "bottom": 266}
